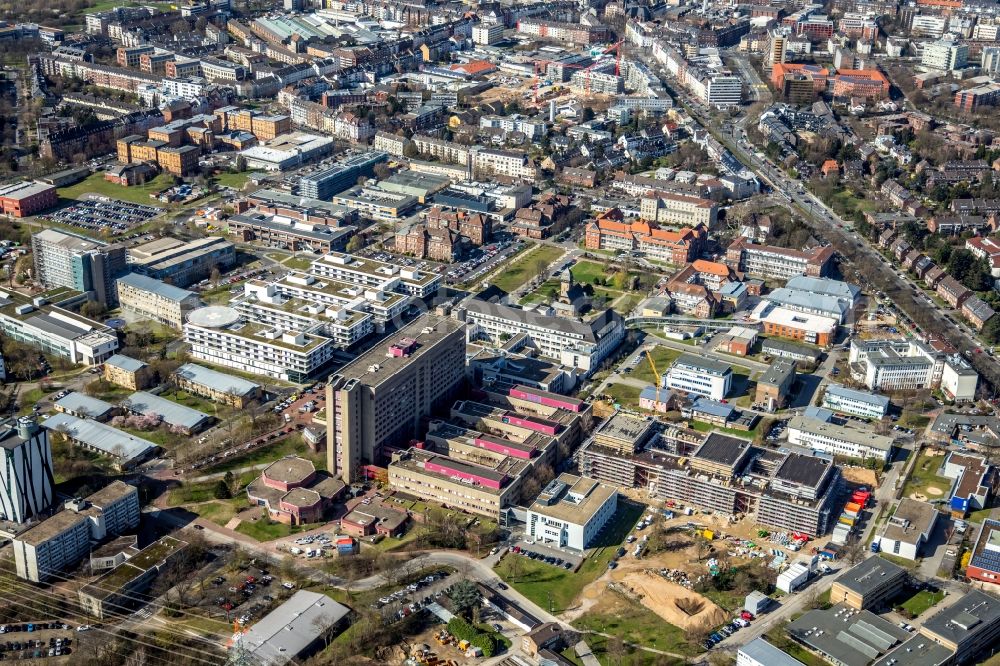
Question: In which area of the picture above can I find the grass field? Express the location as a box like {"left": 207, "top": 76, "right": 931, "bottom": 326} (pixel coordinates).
{"left": 489, "top": 244, "right": 565, "bottom": 292}
{"left": 901, "top": 451, "right": 953, "bottom": 500}
{"left": 158, "top": 389, "right": 223, "bottom": 418}
{"left": 632, "top": 346, "right": 684, "bottom": 384}
{"left": 214, "top": 172, "right": 253, "bottom": 190}
{"left": 201, "top": 434, "right": 324, "bottom": 474}
{"left": 603, "top": 383, "right": 644, "bottom": 410}
{"left": 236, "top": 518, "right": 322, "bottom": 541}
{"left": 968, "top": 507, "right": 997, "bottom": 523}
{"left": 495, "top": 502, "right": 644, "bottom": 613}
{"left": 56, "top": 173, "right": 173, "bottom": 207}
{"left": 573, "top": 594, "right": 698, "bottom": 658}
{"left": 898, "top": 588, "right": 945, "bottom": 617}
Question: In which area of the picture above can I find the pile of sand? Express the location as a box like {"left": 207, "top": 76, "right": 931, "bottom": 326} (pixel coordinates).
{"left": 620, "top": 571, "right": 729, "bottom": 633}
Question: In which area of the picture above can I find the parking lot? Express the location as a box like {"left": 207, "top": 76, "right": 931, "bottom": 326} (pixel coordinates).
{"left": 48, "top": 197, "right": 160, "bottom": 235}
{"left": 201, "top": 563, "right": 285, "bottom": 627}
{"left": 0, "top": 623, "right": 75, "bottom": 661}
{"left": 508, "top": 540, "right": 582, "bottom": 569}
{"left": 369, "top": 569, "right": 453, "bottom": 621}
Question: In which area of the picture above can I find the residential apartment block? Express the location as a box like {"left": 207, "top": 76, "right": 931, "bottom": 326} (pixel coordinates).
{"left": 13, "top": 481, "right": 139, "bottom": 582}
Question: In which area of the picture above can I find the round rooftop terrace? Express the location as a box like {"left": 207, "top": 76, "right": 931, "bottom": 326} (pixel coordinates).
{"left": 186, "top": 305, "right": 241, "bottom": 328}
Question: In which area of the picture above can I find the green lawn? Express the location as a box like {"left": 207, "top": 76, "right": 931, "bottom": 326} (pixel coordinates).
{"left": 282, "top": 255, "right": 315, "bottom": 270}
{"left": 573, "top": 598, "right": 699, "bottom": 657}
{"left": 158, "top": 389, "right": 227, "bottom": 419}
{"left": 495, "top": 502, "right": 644, "bottom": 613}
{"left": 488, "top": 244, "right": 565, "bottom": 292}
{"left": 612, "top": 292, "right": 645, "bottom": 316}
{"left": 898, "top": 588, "right": 945, "bottom": 617}
{"left": 200, "top": 434, "right": 325, "bottom": 473}
{"left": 877, "top": 553, "right": 919, "bottom": 569}
{"left": 17, "top": 388, "right": 47, "bottom": 415}
{"left": 968, "top": 507, "right": 996, "bottom": 523}
{"left": 120, "top": 425, "right": 184, "bottom": 449}
{"left": 570, "top": 260, "right": 609, "bottom": 285}
{"left": 603, "top": 383, "right": 644, "bottom": 410}
{"left": 56, "top": 173, "right": 174, "bottom": 207}
{"left": 632, "top": 346, "right": 684, "bottom": 384}
{"left": 199, "top": 284, "right": 235, "bottom": 305}
{"left": 899, "top": 412, "right": 931, "bottom": 429}
{"left": 689, "top": 420, "right": 759, "bottom": 439}
{"left": 236, "top": 518, "right": 323, "bottom": 541}
{"left": 190, "top": 500, "right": 242, "bottom": 526}
{"left": 167, "top": 480, "right": 220, "bottom": 506}
{"left": 214, "top": 172, "right": 253, "bottom": 190}
{"left": 901, "top": 451, "right": 953, "bottom": 500}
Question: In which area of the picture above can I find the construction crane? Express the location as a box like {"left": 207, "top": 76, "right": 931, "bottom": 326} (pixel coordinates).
{"left": 645, "top": 348, "right": 659, "bottom": 383}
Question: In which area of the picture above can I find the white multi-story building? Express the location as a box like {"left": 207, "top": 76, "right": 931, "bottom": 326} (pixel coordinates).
{"left": 249, "top": 273, "right": 409, "bottom": 328}
{"left": 662, "top": 354, "right": 733, "bottom": 400}
{"left": 703, "top": 74, "right": 743, "bottom": 108}
{"left": 0, "top": 289, "right": 118, "bottom": 365}
{"left": 184, "top": 305, "right": 335, "bottom": 382}
{"left": 309, "top": 252, "right": 440, "bottom": 298}
{"left": 235, "top": 279, "right": 374, "bottom": 346}
{"left": 472, "top": 22, "right": 504, "bottom": 45}
{"left": 821, "top": 384, "right": 890, "bottom": 419}
{"left": 0, "top": 417, "right": 54, "bottom": 524}
{"left": 871, "top": 498, "right": 939, "bottom": 561}
{"left": 787, "top": 414, "right": 894, "bottom": 462}
{"left": 463, "top": 299, "right": 624, "bottom": 375}
{"left": 471, "top": 148, "right": 537, "bottom": 181}
{"left": 941, "top": 354, "right": 978, "bottom": 402}
{"left": 910, "top": 14, "right": 947, "bottom": 38}
{"left": 640, "top": 192, "right": 719, "bottom": 227}
{"left": 526, "top": 474, "right": 618, "bottom": 552}
{"left": 849, "top": 339, "right": 939, "bottom": 392}
{"left": 373, "top": 131, "right": 408, "bottom": 157}
{"left": 479, "top": 115, "right": 547, "bottom": 141}
{"left": 921, "top": 39, "right": 969, "bottom": 71}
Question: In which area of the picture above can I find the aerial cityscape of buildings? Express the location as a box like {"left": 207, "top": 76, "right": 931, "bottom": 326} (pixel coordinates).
{"left": 4, "top": 0, "right": 1000, "bottom": 664}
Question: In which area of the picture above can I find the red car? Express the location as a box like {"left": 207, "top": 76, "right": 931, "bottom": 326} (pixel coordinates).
{"left": 740, "top": 611, "right": 754, "bottom": 621}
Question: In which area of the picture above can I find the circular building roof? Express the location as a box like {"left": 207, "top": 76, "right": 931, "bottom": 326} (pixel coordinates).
{"left": 263, "top": 456, "right": 316, "bottom": 486}
{"left": 187, "top": 305, "right": 241, "bottom": 328}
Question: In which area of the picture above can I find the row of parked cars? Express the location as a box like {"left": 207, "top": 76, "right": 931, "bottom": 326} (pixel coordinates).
{"left": 703, "top": 612, "right": 755, "bottom": 650}
{"left": 373, "top": 570, "right": 451, "bottom": 615}
{"left": 510, "top": 545, "right": 573, "bottom": 569}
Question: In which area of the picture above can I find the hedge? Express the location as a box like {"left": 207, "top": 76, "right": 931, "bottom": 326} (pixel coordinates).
{"left": 447, "top": 617, "right": 497, "bottom": 657}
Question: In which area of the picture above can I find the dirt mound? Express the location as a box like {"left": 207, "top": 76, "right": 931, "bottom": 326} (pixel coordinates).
{"left": 620, "top": 571, "right": 729, "bottom": 633}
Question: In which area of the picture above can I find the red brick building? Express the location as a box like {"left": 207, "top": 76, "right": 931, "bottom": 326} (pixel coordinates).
{"left": 0, "top": 181, "right": 58, "bottom": 218}
{"left": 246, "top": 457, "right": 345, "bottom": 525}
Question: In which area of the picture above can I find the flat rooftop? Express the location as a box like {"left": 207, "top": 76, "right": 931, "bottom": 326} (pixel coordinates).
{"left": 263, "top": 456, "right": 316, "bottom": 485}
{"left": 335, "top": 314, "right": 462, "bottom": 387}
{"left": 597, "top": 412, "right": 655, "bottom": 445}
{"left": 694, "top": 432, "right": 751, "bottom": 467}
{"left": 311, "top": 251, "right": 438, "bottom": 287}
{"left": 834, "top": 556, "right": 907, "bottom": 596}
{"left": 788, "top": 605, "right": 910, "bottom": 666}
{"left": 921, "top": 589, "right": 1000, "bottom": 647}
{"left": 789, "top": 415, "right": 895, "bottom": 452}
{"left": 871, "top": 636, "right": 953, "bottom": 666}
{"left": 881, "top": 498, "right": 939, "bottom": 546}
{"left": 528, "top": 473, "right": 617, "bottom": 526}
